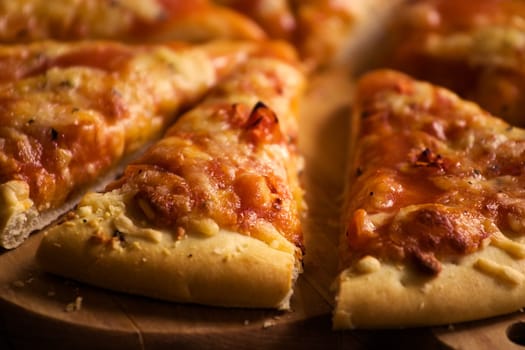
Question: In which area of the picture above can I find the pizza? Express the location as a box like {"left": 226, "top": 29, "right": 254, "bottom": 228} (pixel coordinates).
{"left": 0, "top": 0, "right": 266, "bottom": 43}
{"left": 36, "top": 47, "right": 305, "bottom": 309}
{"left": 333, "top": 69, "right": 525, "bottom": 329}
{"left": 0, "top": 0, "right": 404, "bottom": 70}
{"left": 213, "top": 0, "right": 296, "bottom": 41}
{"left": 386, "top": 0, "right": 525, "bottom": 127}
{"left": 0, "top": 39, "right": 275, "bottom": 249}
{"left": 210, "top": 0, "right": 405, "bottom": 69}
{"left": 3, "top": 0, "right": 524, "bottom": 332}
{"left": 293, "top": 0, "right": 404, "bottom": 70}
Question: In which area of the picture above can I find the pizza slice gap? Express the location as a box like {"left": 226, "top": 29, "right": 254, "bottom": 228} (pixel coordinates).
{"left": 36, "top": 49, "right": 305, "bottom": 310}
{"left": 386, "top": 0, "right": 525, "bottom": 127}
{"left": 0, "top": 0, "right": 266, "bottom": 44}
{"left": 0, "top": 39, "right": 285, "bottom": 249}
{"left": 333, "top": 69, "right": 525, "bottom": 329}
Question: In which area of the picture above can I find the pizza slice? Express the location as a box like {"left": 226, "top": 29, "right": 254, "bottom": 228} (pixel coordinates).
{"left": 387, "top": 0, "right": 525, "bottom": 126}
{"left": 0, "top": 0, "right": 266, "bottom": 44}
{"left": 334, "top": 69, "right": 525, "bottom": 329}
{"left": 293, "top": 0, "right": 404, "bottom": 69}
{"left": 0, "top": 39, "right": 278, "bottom": 249}
{"left": 213, "top": 0, "right": 296, "bottom": 41}
{"left": 36, "top": 50, "right": 305, "bottom": 309}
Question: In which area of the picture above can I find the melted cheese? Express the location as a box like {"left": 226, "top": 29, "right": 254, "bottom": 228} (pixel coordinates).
{"left": 474, "top": 257, "right": 524, "bottom": 285}
{"left": 0, "top": 42, "right": 216, "bottom": 213}
{"left": 343, "top": 69, "right": 525, "bottom": 274}
{"left": 0, "top": 0, "right": 159, "bottom": 42}
{"left": 102, "top": 56, "right": 304, "bottom": 249}
{"left": 41, "top": 54, "right": 304, "bottom": 258}
{"left": 425, "top": 26, "right": 525, "bottom": 70}
{"left": 355, "top": 255, "right": 381, "bottom": 274}
{"left": 491, "top": 234, "right": 525, "bottom": 259}
{"left": 389, "top": 0, "right": 525, "bottom": 126}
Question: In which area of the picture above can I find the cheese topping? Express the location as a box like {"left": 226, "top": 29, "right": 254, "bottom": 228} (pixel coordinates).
{"left": 389, "top": 0, "right": 525, "bottom": 126}
{"left": 0, "top": 0, "right": 161, "bottom": 42}
{"left": 0, "top": 41, "right": 217, "bottom": 217}
{"left": 53, "top": 55, "right": 304, "bottom": 256}
{"left": 474, "top": 257, "right": 524, "bottom": 285}
{"left": 491, "top": 234, "right": 525, "bottom": 259}
{"left": 425, "top": 26, "right": 525, "bottom": 70}
{"left": 108, "top": 102, "right": 302, "bottom": 249}
{"left": 355, "top": 255, "right": 381, "bottom": 274}
{"left": 344, "top": 70, "right": 525, "bottom": 274}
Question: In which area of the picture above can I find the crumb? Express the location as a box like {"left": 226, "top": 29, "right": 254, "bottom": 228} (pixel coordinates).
{"left": 47, "top": 290, "right": 56, "bottom": 297}
{"left": 12, "top": 280, "right": 25, "bottom": 288}
{"left": 263, "top": 319, "right": 276, "bottom": 329}
{"left": 447, "top": 324, "right": 455, "bottom": 331}
{"left": 243, "top": 320, "right": 250, "bottom": 326}
{"left": 65, "top": 296, "right": 83, "bottom": 312}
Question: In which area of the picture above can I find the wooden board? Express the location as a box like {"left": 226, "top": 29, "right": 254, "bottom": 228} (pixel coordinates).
{"left": 1, "top": 67, "right": 524, "bottom": 350}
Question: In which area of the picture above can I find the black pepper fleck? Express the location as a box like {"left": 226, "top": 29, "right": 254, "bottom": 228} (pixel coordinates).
{"left": 50, "top": 128, "right": 58, "bottom": 141}
{"left": 112, "top": 230, "right": 126, "bottom": 243}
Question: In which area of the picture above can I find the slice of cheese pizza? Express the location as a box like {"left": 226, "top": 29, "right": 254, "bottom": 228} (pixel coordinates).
{"left": 36, "top": 49, "right": 305, "bottom": 309}
{"left": 0, "top": 39, "right": 279, "bottom": 249}
{"left": 334, "top": 69, "right": 525, "bottom": 328}
{"left": 387, "top": 0, "right": 525, "bottom": 126}
{"left": 0, "top": 0, "right": 266, "bottom": 44}
{"left": 213, "top": 0, "right": 296, "bottom": 41}
{"left": 0, "top": 0, "right": 405, "bottom": 70}
{"left": 293, "top": 0, "right": 404, "bottom": 69}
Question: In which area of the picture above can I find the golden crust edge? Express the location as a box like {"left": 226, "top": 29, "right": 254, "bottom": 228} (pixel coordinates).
{"left": 332, "top": 244, "right": 525, "bottom": 329}
{"left": 36, "top": 215, "right": 301, "bottom": 310}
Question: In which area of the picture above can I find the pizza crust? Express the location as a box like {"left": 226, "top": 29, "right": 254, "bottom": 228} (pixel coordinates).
{"left": 36, "top": 190, "right": 301, "bottom": 310}
{"left": 333, "top": 235, "right": 525, "bottom": 329}
{"left": 0, "top": 161, "right": 127, "bottom": 250}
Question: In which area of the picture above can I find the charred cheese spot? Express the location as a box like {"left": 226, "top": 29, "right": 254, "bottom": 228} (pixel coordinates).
{"left": 411, "top": 147, "right": 445, "bottom": 171}
{"left": 242, "top": 101, "right": 282, "bottom": 144}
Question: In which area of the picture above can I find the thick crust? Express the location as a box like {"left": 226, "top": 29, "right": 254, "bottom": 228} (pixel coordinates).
{"left": 37, "top": 191, "right": 300, "bottom": 309}
{"left": 334, "top": 234, "right": 525, "bottom": 329}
